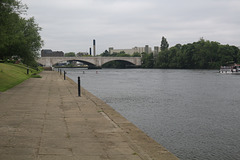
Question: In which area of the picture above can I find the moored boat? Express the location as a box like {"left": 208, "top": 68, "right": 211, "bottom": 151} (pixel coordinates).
{"left": 220, "top": 64, "right": 240, "bottom": 74}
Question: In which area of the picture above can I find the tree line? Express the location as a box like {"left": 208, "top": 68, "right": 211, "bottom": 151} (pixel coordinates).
{"left": 100, "top": 50, "right": 141, "bottom": 57}
{"left": 143, "top": 37, "right": 240, "bottom": 69}
{"left": 0, "top": 0, "right": 43, "bottom": 67}
{"left": 100, "top": 37, "right": 240, "bottom": 69}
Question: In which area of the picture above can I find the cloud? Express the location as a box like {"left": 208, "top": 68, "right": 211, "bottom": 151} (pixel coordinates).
{"left": 22, "top": 0, "right": 240, "bottom": 53}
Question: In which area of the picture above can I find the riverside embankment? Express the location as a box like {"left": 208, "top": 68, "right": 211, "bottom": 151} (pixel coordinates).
{"left": 0, "top": 71, "right": 178, "bottom": 160}
{"left": 0, "top": 63, "right": 42, "bottom": 92}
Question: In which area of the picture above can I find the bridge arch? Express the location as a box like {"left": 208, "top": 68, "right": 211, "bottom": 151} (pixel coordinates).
{"left": 101, "top": 58, "right": 135, "bottom": 66}
{"left": 51, "top": 57, "right": 97, "bottom": 67}
{"left": 101, "top": 60, "right": 136, "bottom": 68}
{"left": 52, "top": 59, "right": 96, "bottom": 67}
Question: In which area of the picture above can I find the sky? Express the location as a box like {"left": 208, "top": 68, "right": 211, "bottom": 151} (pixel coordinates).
{"left": 21, "top": 0, "right": 240, "bottom": 54}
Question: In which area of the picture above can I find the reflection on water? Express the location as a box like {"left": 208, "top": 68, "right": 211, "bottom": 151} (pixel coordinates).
{"left": 63, "top": 68, "right": 240, "bottom": 160}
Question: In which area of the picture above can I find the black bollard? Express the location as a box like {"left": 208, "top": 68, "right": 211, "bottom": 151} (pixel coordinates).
{"left": 64, "top": 71, "right": 66, "bottom": 80}
{"left": 78, "top": 76, "right": 81, "bottom": 97}
{"left": 27, "top": 68, "right": 29, "bottom": 75}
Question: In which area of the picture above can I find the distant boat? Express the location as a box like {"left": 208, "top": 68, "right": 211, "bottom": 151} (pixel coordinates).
{"left": 220, "top": 64, "right": 240, "bottom": 74}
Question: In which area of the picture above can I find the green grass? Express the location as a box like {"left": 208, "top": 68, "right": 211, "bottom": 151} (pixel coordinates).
{"left": 0, "top": 63, "right": 42, "bottom": 92}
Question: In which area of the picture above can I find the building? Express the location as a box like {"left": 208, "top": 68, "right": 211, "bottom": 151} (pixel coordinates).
{"left": 41, "top": 49, "right": 64, "bottom": 57}
{"left": 154, "top": 46, "right": 160, "bottom": 55}
{"left": 109, "top": 45, "right": 152, "bottom": 55}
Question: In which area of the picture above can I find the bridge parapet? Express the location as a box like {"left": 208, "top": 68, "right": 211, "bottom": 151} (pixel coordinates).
{"left": 37, "top": 57, "right": 142, "bottom": 67}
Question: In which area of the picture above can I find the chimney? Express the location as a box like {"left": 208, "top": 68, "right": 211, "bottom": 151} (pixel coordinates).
{"left": 93, "top": 39, "right": 96, "bottom": 56}
{"left": 89, "top": 47, "right": 92, "bottom": 56}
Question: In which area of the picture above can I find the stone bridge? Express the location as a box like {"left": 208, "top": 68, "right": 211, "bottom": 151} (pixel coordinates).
{"left": 37, "top": 57, "right": 142, "bottom": 67}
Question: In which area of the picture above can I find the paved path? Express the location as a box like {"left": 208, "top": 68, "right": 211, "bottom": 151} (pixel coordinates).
{"left": 0, "top": 71, "right": 179, "bottom": 160}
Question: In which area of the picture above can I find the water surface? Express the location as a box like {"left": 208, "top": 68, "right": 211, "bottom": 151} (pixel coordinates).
{"left": 63, "top": 68, "right": 240, "bottom": 160}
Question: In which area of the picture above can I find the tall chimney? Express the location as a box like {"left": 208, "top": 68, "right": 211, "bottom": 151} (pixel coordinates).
{"left": 93, "top": 39, "right": 96, "bottom": 56}
{"left": 89, "top": 47, "right": 92, "bottom": 56}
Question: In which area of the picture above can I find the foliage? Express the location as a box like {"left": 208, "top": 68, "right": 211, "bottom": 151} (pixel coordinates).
{"left": 160, "top": 36, "right": 169, "bottom": 51}
{"left": 76, "top": 52, "right": 90, "bottom": 57}
{"left": 0, "top": 0, "right": 43, "bottom": 67}
{"left": 109, "top": 51, "right": 131, "bottom": 57}
{"left": 100, "top": 50, "right": 140, "bottom": 57}
{"left": 132, "top": 52, "right": 141, "bottom": 57}
{"left": 102, "top": 38, "right": 240, "bottom": 69}
{"left": 65, "top": 52, "right": 76, "bottom": 57}
{"left": 81, "top": 54, "right": 92, "bottom": 57}
{"left": 141, "top": 39, "right": 240, "bottom": 69}
{"left": 142, "top": 52, "right": 154, "bottom": 68}
{"left": 101, "top": 50, "right": 110, "bottom": 56}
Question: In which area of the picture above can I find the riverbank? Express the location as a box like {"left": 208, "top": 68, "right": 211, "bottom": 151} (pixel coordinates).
{"left": 0, "top": 71, "right": 178, "bottom": 160}
{"left": 0, "top": 63, "right": 42, "bottom": 92}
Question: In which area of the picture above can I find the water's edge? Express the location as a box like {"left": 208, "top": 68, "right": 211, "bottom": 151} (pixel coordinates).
{"left": 65, "top": 75, "right": 179, "bottom": 160}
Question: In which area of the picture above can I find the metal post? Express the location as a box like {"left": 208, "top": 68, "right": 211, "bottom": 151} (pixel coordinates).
{"left": 27, "top": 68, "right": 29, "bottom": 75}
{"left": 64, "top": 71, "right": 66, "bottom": 80}
{"left": 60, "top": 69, "right": 62, "bottom": 75}
{"left": 78, "top": 77, "right": 81, "bottom": 97}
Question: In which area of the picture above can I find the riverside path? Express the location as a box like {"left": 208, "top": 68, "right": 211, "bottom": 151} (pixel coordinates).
{"left": 0, "top": 71, "right": 179, "bottom": 160}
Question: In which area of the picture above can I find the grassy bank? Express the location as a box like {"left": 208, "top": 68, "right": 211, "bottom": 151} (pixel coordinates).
{"left": 0, "top": 63, "right": 42, "bottom": 92}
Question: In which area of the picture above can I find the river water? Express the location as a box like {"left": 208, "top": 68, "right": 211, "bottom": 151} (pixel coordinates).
{"left": 62, "top": 68, "right": 240, "bottom": 160}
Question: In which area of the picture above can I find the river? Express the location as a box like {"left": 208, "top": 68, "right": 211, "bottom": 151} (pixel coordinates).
{"left": 61, "top": 68, "right": 240, "bottom": 160}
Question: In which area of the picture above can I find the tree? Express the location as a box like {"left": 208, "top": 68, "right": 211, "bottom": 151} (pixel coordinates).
{"left": 0, "top": 0, "right": 43, "bottom": 67}
{"left": 155, "top": 50, "right": 169, "bottom": 68}
{"left": 20, "top": 17, "right": 43, "bottom": 65}
{"left": 160, "top": 36, "right": 169, "bottom": 51}
{"left": 65, "top": 52, "right": 75, "bottom": 57}
{"left": 132, "top": 52, "right": 141, "bottom": 57}
{"left": 152, "top": 39, "right": 240, "bottom": 69}
{"left": 100, "top": 50, "right": 110, "bottom": 56}
{"left": 142, "top": 53, "right": 154, "bottom": 68}
{"left": 0, "top": 0, "right": 25, "bottom": 59}
{"left": 118, "top": 51, "right": 130, "bottom": 57}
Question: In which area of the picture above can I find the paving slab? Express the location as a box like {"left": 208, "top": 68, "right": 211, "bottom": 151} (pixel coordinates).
{"left": 0, "top": 71, "right": 179, "bottom": 160}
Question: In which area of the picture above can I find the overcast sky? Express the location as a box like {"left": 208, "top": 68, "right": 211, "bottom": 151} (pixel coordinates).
{"left": 21, "top": 0, "right": 240, "bottom": 54}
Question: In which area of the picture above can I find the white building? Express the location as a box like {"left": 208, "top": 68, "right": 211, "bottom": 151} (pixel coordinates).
{"left": 109, "top": 45, "right": 152, "bottom": 55}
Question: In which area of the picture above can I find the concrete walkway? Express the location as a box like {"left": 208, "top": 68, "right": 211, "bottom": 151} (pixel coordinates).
{"left": 0, "top": 71, "right": 179, "bottom": 160}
